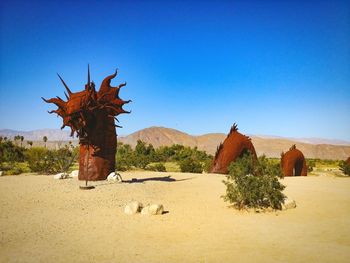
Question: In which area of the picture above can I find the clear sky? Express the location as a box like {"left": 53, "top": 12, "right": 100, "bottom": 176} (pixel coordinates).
{"left": 1, "top": 0, "right": 349, "bottom": 140}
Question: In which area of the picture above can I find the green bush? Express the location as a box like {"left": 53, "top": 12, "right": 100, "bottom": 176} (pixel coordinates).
{"left": 25, "top": 147, "right": 52, "bottom": 173}
{"left": 203, "top": 159, "right": 213, "bottom": 173}
{"left": 133, "top": 140, "right": 151, "bottom": 169}
{"left": 306, "top": 159, "right": 316, "bottom": 172}
{"left": 146, "top": 163, "right": 167, "bottom": 172}
{"left": 222, "top": 153, "right": 286, "bottom": 210}
{"left": 339, "top": 161, "right": 350, "bottom": 176}
{"left": 116, "top": 142, "right": 134, "bottom": 171}
{"left": 115, "top": 141, "right": 213, "bottom": 172}
{"left": 1, "top": 162, "right": 31, "bottom": 175}
{"left": 179, "top": 158, "right": 203, "bottom": 173}
{"left": 54, "top": 145, "right": 78, "bottom": 173}
{"left": 25, "top": 146, "right": 77, "bottom": 174}
{"left": 0, "top": 140, "right": 26, "bottom": 163}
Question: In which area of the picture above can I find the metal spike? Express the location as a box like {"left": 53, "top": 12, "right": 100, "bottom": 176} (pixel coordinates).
{"left": 57, "top": 73, "right": 72, "bottom": 95}
{"left": 87, "top": 64, "right": 90, "bottom": 89}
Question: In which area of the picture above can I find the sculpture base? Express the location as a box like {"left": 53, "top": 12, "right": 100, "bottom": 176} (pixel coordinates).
{"left": 78, "top": 144, "right": 116, "bottom": 181}
{"left": 79, "top": 185, "right": 95, "bottom": 190}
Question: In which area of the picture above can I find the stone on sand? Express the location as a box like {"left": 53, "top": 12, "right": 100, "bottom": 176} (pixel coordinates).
{"left": 141, "top": 204, "right": 164, "bottom": 215}
{"left": 70, "top": 170, "right": 79, "bottom": 178}
{"left": 107, "top": 172, "right": 122, "bottom": 182}
{"left": 124, "top": 201, "right": 143, "bottom": 215}
{"left": 283, "top": 197, "right": 297, "bottom": 210}
{"left": 53, "top": 173, "right": 69, "bottom": 180}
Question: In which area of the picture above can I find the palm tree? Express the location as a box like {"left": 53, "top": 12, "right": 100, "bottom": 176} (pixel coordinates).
{"left": 43, "top": 136, "right": 48, "bottom": 148}
{"left": 20, "top": 136, "right": 24, "bottom": 147}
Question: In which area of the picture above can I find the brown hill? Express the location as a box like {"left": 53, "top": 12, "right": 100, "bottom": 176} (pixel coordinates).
{"left": 119, "top": 127, "right": 350, "bottom": 160}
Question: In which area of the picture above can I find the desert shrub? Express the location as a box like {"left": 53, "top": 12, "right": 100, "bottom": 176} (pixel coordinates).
{"left": 1, "top": 162, "right": 31, "bottom": 175}
{"left": 115, "top": 140, "right": 213, "bottom": 172}
{"left": 222, "top": 152, "right": 285, "bottom": 210}
{"left": 312, "top": 158, "right": 340, "bottom": 167}
{"left": 306, "top": 159, "right": 316, "bottom": 172}
{"left": 116, "top": 142, "right": 134, "bottom": 171}
{"left": 0, "top": 140, "right": 26, "bottom": 163}
{"left": 133, "top": 140, "right": 151, "bottom": 169}
{"left": 146, "top": 163, "right": 167, "bottom": 172}
{"left": 203, "top": 159, "right": 213, "bottom": 173}
{"left": 339, "top": 161, "right": 350, "bottom": 176}
{"left": 179, "top": 158, "right": 203, "bottom": 173}
{"left": 25, "top": 147, "right": 53, "bottom": 174}
{"left": 25, "top": 145, "right": 77, "bottom": 174}
{"left": 54, "top": 145, "right": 78, "bottom": 173}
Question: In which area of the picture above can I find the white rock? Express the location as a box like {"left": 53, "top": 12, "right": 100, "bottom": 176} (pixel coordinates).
{"left": 107, "top": 172, "right": 122, "bottom": 182}
{"left": 124, "top": 201, "right": 143, "bottom": 215}
{"left": 53, "top": 173, "right": 69, "bottom": 180}
{"left": 282, "top": 198, "right": 297, "bottom": 210}
{"left": 107, "top": 172, "right": 116, "bottom": 180}
{"left": 70, "top": 170, "right": 79, "bottom": 178}
{"left": 0, "top": 171, "right": 3, "bottom": 176}
{"left": 141, "top": 204, "right": 164, "bottom": 215}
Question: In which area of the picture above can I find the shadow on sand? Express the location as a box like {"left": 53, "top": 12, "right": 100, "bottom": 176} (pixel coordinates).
{"left": 85, "top": 175, "right": 194, "bottom": 188}
{"left": 123, "top": 175, "right": 194, "bottom": 184}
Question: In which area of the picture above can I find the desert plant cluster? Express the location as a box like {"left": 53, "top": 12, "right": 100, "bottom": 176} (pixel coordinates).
{"left": 116, "top": 140, "right": 212, "bottom": 173}
{"left": 339, "top": 160, "right": 350, "bottom": 176}
{"left": 0, "top": 136, "right": 78, "bottom": 175}
{"left": 1, "top": 135, "right": 348, "bottom": 178}
{"left": 222, "top": 152, "right": 286, "bottom": 210}
{"left": 0, "top": 137, "right": 213, "bottom": 175}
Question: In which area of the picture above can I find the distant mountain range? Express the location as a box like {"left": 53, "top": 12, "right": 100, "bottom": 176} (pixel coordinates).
{"left": 0, "top": 129, "right": 74, "bottom": 141}
{"left": 1, "top": 127, "right": 349, "bottom": 160}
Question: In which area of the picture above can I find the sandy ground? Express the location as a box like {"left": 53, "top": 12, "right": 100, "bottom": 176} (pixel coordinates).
{"left": 1, "top": 172, "right": 350, "bottom": 263}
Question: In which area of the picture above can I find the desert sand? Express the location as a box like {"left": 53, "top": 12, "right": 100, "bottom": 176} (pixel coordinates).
{"left": 1, "top": 172, "right": 350, "bottom": 263}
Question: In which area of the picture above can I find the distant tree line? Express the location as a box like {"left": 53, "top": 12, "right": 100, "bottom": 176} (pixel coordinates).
{"left": 0, "top": 136, "right": 213, "bottom": 175}
{"left": 0, "top": 136, "right": 78, "bottom": 175}
{"left": 116, "top": 140, "right": 213, "bottom": 173}
{"left": 1, "top": 135, "right": 349, "bottom": 176}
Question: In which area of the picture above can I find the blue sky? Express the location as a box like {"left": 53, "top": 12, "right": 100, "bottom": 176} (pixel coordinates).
{"left": 1, "top": 0, "right": 349, "bottom": 140}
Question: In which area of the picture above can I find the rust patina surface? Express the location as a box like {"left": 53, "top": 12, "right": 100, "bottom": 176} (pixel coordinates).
{"left": 281, "top": 145, "right": 307, "bottom": 176}
{"left": 209, "top": 123, "right": 257, "bottom": 174}
{"left": 346, "top": 157, "right": 350, "bottom": 166}
{"left": 43, "top": 66, "right": 130, "bottom": 181}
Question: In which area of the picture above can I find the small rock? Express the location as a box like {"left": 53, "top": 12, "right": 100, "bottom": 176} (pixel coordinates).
{"left": 124, "top": 201, "right": 143, "bottom": 215}
{"left": 70, "top": 170, "right": 79, "bottom": 178}
{"left": 107, "top": 172, "right": 116, "bottom": 180}
{"left": 141, "top": 204, "right": 164, "bottom": 215}
{"left": 282, "top": 198, "right": 296, "bottom": 210}
{"left": 107, "top": 172, "right": 122, "bottom": 182}
{"left": 0, "top": 171, "right": 3, "bottom": 176}
{"left": 53, "top": 173, "right": 69, "bottom": 180}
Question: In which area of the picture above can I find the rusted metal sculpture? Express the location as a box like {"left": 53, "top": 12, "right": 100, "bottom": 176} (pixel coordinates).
{"left": 280, "top": 145, "right": 307, "bottom": 176}
{"left": 346, "top": 157, "right": 350, "bottom": 166}
{"left": 42, "top": 66, "right": 131, "bottom": 181}
{"left": 209, "top": 123, "right": 257, "bottom": 174}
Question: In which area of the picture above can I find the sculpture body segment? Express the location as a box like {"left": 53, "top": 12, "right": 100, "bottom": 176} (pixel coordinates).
{"left": 281, "top": 145, "right": 307, "bottom": 176}
{"left": 346, "top": 157, "right": 350, "bottom": 166}
{"left": 209, "top": 124, "right": 257, "bottom": 174}
{"left": 43, "top": 67, "right": 130, "bottom": 181}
